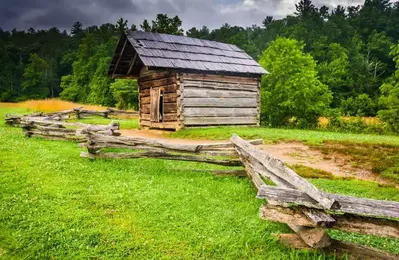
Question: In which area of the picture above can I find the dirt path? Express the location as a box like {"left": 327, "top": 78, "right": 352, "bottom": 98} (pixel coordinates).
{"left": 120, "top": 129, "right": 397, "bottom": 187}
{"left": 261, "top": 142, "right": 396, "bottom": 187}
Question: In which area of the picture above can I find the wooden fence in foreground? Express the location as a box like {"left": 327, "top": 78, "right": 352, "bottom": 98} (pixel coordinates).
{"left": 230, "top": 134, "right": 399, "bottom": 259}
{"left": 80, "top": 132, "right": 399, "bottom": 259}
{"left": 81, "top": 132, "right": 262, "bottom": 166}
{"left": 5, "top": 110, "right": 398, "bottom": 259}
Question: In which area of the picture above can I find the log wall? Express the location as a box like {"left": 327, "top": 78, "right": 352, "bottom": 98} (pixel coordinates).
{"left": 138, "top": 69, "right": 179, "bottom": 129}
{"left": 138, "top": 70, "right": 261, "bottom": 129}
{"left": 179, "top": 73, "right": 260, "bottom": 127}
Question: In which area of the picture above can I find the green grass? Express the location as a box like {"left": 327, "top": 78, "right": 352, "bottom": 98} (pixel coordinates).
{"left": 66, "top": 117, "right": 139, "bottom": 129}
{"left": 0, "top": 107, "right": 398, "bottom": 259}
{"left": 170, "top": 126, "right": 399, "bottom": 146}
{"left": 289, "top": 165, "right": 355, "bottom": 181}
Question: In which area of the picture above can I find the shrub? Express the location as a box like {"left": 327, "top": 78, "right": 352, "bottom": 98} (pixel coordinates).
{"left": 259, "top": 37, "right": 332, "bottom": 127}
{"left": 378, "top": 43, "right": 399, "bottom": 133}
{"left": 110, "top": 79, "right": 139, "bottom": 110}
{"left": 341, "top": 94, "right": 376, "bottom": 116}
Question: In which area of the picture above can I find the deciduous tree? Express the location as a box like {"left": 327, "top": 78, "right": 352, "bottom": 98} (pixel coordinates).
{"left": 259, "top": 37, "right": 332, "bottom": 127}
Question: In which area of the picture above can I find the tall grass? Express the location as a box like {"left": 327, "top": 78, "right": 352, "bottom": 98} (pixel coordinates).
{"left": 1, "top": 99, "right": 108, "bottom": 112}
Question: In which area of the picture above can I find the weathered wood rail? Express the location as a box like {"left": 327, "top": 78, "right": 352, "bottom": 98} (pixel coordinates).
{"left": 21, "top": 119, "right": 120, "bottom": 142}
{"left": 230, "top": 134, "right": 399, "bottom": 259}
{"left": 81, "top": 132, "right": 262, "bottom": 166}
{"left": 5, "top": 107, "right": 138, "bottom": 126}
{"left": 5, "top": 113, "right": 399, "bottom": 259}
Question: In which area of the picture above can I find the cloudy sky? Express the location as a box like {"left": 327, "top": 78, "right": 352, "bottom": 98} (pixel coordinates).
{"left": 0, "top": 0, "right": 366, "bottom": 32}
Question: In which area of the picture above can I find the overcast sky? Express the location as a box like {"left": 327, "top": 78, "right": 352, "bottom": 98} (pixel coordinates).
{"left": 0, "top": 0, "right": 366, "bottom": 32}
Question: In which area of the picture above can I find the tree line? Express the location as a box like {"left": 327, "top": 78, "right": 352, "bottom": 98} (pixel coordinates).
{"left": 1, "top": 0, "right": 399, "bottom": 132}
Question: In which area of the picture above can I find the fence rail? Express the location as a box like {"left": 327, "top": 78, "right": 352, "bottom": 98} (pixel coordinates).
{"left": 81, "top": 132, "right": 262, "bottom": 166}
{"left": 4, "top": 111, "right": 399, "bottom": 258}
{"left": 5, "top": 107, "right": 138, "bottom": 126}
{"left": 21, "top": 119, "right": 121, "bottom": 142}
{"left": 230, "top": 134, "right": 399, "bottom": 259}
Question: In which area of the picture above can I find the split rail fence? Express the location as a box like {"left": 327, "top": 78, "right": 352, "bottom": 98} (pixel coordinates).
{"left": 80, "top": 132, "right": 399, "bottom": 259}
{"left": 81, "top": 132, "right": 262, "bottom": 167}
{"left": 230, "top": 134, "right": 399, "bottom": 259}
{"left": 5, "top": 107, "right": 138, "bottom": 126}
{"left": 4, "top": 107, "right": 131, "bottom": 141}
{"left": 4, "top": 111, "right": 399, "bottom": 259}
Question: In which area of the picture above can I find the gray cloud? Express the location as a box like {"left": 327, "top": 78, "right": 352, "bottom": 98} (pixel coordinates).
{"left": 0, "top": 0, "right": 367, "bottom": 32}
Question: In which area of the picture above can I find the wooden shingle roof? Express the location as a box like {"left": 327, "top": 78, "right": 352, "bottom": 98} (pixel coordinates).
{"left": 108, "top": 31, "right": 268, "bottom": 77}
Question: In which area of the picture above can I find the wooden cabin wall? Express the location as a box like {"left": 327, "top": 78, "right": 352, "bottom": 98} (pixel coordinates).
{"left": 179, "top": 73, "right": 260, "bottom": 127}
{"left": 138, "top": 69, "right": 179, "bottom": 129}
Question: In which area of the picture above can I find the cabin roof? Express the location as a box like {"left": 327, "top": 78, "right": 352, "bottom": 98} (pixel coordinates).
{"left": 108, "top": 30, "right": 268, "bottom": 78}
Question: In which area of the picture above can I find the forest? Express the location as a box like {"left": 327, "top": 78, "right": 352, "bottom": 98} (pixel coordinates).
{"left": 1, "top": 0, "right": 399, "bottom": 132}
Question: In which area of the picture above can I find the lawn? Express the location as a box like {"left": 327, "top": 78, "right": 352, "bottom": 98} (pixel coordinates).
{"left": 66, "top": 117, "right": 139, "bottom": 130}
{"left": 1, "top": 107, "right": 398, "bottom": 259}
{"left": 170, "top": 126, "right": 399, "bottom": 146}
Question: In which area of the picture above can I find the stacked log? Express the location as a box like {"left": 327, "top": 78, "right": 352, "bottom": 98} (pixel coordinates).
{"left": 5, "top": 115, "right": 23, "bottom": 126}
{"left": 230, "top": 134, "right": 399, "bottom": 259}
{"left": 180, "top": 73, "right": 261, "bottom": 127}
{"left": 21, "top": 119, "right": 120, "bottom": 142}
{"left": 81, "top": 132, "right": 262, "bottom": 166}
{"left": 5, "top": 107, "right": 138, "bottom": 126}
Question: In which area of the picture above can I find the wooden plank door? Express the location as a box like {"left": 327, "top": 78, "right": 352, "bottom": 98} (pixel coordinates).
{"left": 150, "top": 87, "right": 160, "bottom": 122}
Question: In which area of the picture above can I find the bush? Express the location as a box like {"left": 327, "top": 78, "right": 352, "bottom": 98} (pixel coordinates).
{"left": 259, "top": 37, "right": 332, "bottom": 127}
{"left": 340, "top": 94, "right": 376, "bottom": 116}
{"left": 322, "top": 115, "right": 388, "bottom": 135}
{"left": 110, "top": 79, "right": 139, "bottom": 110}
{"left": 378, "top": 43, "right": 399, "bottom": 133}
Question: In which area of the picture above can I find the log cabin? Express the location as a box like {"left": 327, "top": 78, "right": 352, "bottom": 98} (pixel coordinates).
{"left": 108, "top": 30, "right": 268, "bottom": 130}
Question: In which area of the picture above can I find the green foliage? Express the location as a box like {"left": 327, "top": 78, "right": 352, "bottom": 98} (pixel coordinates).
{"left": 378, "top": 42, "right": 399, "bottom": 133}
{"left": 259, "top": 37, "right": 332, "bottom": 127}
{"left": 170, "top": 124, "right": 399, "bottom": 146}
{"left": 21, "top": 53, "right": 49, "bottom": 100}
{"left": 140, "top": 14, "right": 184, "bottom": 35}
{"left": 1, "top": 1, "right": 399, "bottom": 129}
{"left": 315, "top": 43, "right": 353, "bottom": 106}
{"left": 340, "top": 94, "right": 376, "bottom": 116}
{"left": 324, "top": 116, "right": 386, "bottom": 135}
{"left": 1, "top": 106, "right": 399, "bottom": 258}
{"left": 110, "top": 79, "right": 139, "bottom": 110}
{"left": 116, "top": 17, "right": 128, "bottom": 35}
{"left": 60, "top": 31, "right": 117, "bottom": 106}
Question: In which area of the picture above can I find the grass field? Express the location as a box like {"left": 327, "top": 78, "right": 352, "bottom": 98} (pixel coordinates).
{"left": 1, "top": 105, "right": 399, "bottom": 259}
{"left": 170, "top": 126, "right": 399, "bottom": 146}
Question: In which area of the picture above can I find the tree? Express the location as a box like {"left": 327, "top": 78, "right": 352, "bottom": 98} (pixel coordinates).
{"left": 316, "top": 43, "right": 353, "bottom": 107}
{"left": 186, "top": 26, "right": 210, "bottom": 39}
{"left": 140, "top": 20, "right": 151, "bottom": 32}
{"left": 378, "top": 42, "right": 399, "bottom": 132}
{"left": 295, "top": 0, "right": 317, "bottom": 19}
{"left": 340, "top": 94, "right": 376, "bottom": 116}
{"left": 60, "top": 30, "right": 118, "bottom": 105}
{"left": 140, "top": 14, "right": 184, "bottom": 35}
{"left": 71, "top": 21, "right": 83, "bottom": 36}
{"left": 116, "top": 18, "right": 128, "bottom": 35}
{"left": 262, "top": 16, "right": 274, "bottom": 28}
{"left": 21, "top": 53, "right": 49, "bottom": 99}
{"left": 259, "top": 37, "right": 332, "bottom": 127}
{"left": 110, "top": 79, "right": 139, "bottom": 110}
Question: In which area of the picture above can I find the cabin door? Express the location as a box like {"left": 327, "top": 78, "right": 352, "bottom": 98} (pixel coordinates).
{"left": 150, "top": 87, "right": 164, "bottom": 123}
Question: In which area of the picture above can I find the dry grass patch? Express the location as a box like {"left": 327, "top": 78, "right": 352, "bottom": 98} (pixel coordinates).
{"left": 0, "top": 99, "right": 106, "bottom": 112}
{"left": 312, "top": 141, "right": 399, "bottom": 184}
